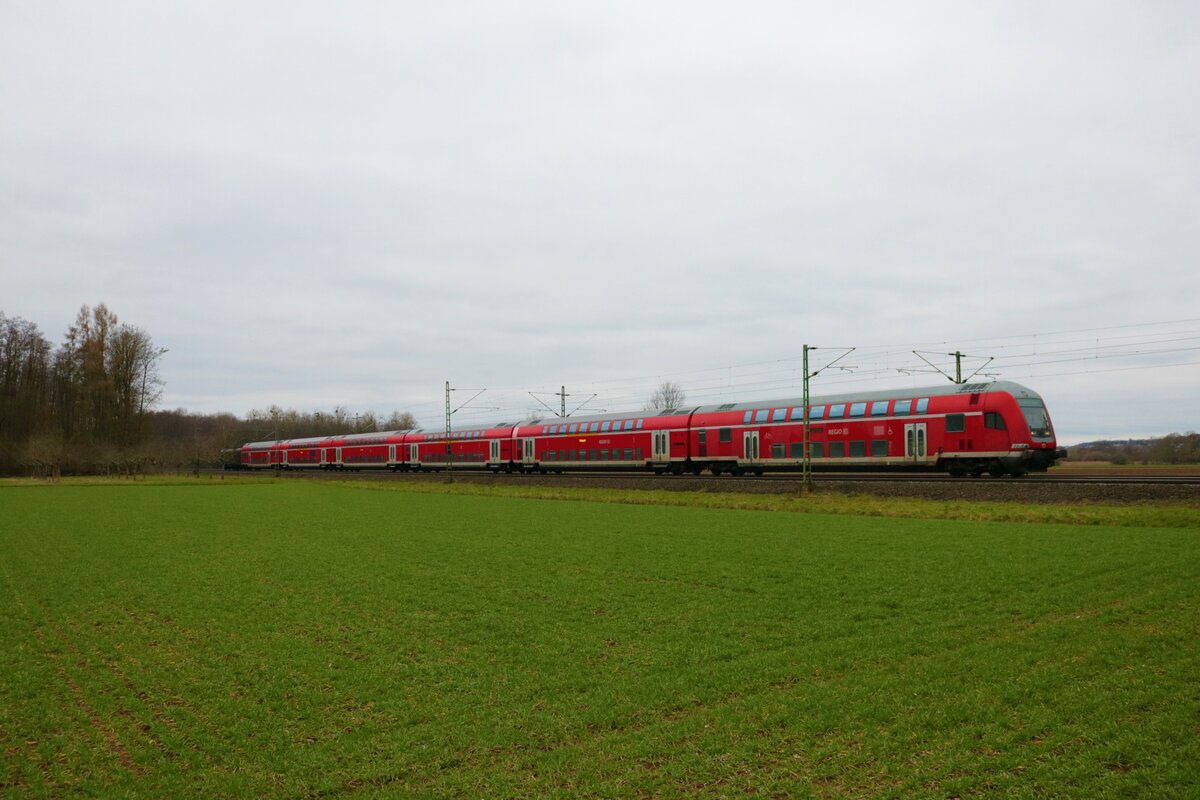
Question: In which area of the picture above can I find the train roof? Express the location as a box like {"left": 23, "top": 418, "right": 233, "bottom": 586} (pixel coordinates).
{"left": 689, "top": 380, "right": 1044, "bottom": 414}
{"left": 242, "top": 429, "right": 413, "bottom": 449}
{"left": 243, "top": 382, "right": 1046, "bottom": 447}
{"left": 510, "top": 381, "right": 1043, "bottom": 427}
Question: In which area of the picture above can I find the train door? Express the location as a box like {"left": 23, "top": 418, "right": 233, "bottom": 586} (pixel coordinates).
{"left": 489, "top": 440, "right": 500, "bottom": 463}
{"left": 521, "top": 438, "right": 536, "bottom": 466}
{"left": 652, "top": 431, "right": 669, "bottom": 465}
{"left": 904, "top": 423, "right": 927, "bottom": 464}
{"left": 388, "top": 445, "right": 396, "bottom": 465}
{"left": 409, "top": 444, "right": 419, "bottom": 467}
{"left": 743, "top": 431, "right": 760, "bottom": 463}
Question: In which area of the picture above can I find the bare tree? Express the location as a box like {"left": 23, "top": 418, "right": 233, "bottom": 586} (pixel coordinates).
{"left": 383, "top": 410, "right": 418, "bottom": 430}
{"left": 644, "top": 381, "right": 687, "bottom": 411}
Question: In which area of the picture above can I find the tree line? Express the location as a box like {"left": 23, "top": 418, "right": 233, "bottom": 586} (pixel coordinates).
{"left": 1, "top": 305, "right": 416, "bottom": 476}
{"left": 1069, "top": 434, "right": 1200, "bottom": 465}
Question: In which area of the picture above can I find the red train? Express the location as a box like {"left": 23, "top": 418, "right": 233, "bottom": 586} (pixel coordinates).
{"left": 236, "top": 381, "right": 1066, "bottom": 477}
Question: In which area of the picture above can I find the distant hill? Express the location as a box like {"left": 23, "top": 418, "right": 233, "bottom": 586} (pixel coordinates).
{"left": 1068, "top": 433, "right": 1200, "bottom": 464}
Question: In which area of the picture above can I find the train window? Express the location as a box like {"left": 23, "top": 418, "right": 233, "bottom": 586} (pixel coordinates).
{"left": 849, "top": 403, "right": 867, "bottom": 417}
{"left": 613, "top": 449, "right": 622, "bottom": 460}
{"left": 828, "top": 404, "right": 845, "bottom": 419}
{"left": 772, "top": 443, "right": 785, "bottom": 459}
{"left": 755, "top": 409, "right": 769, "bottom": 423}
{"left": 698, "top": 429, "right": 706, "bottom": 445}
{"left": 637, "top": 419, "right": 644, "bottom": 430}
{"left": 871, "top": 401, "right": 889, "bottom": 416}
{"left": 829, "top": 442, "right": 845, "bottom": 458}
{"left": 624, "top": 420, "right": 634, "bottom": 431}
{"left": 894, "top": 399, "right": 912, "bottom": 415}
{"left": 915, "top": 398, "right": 930, "bottom": 414}
{"left": 719, "top": 428, "right": 732, "bottom": 443}
{"left": 743, "top": 411, "right": 753, "bottom": 424}
{"left": 984, "top": 412, "right": 1007, "bottom": 430}
{"left": 789, "top": 407, "right": 803, "bottom": 421}
{"left": 600, "top": 449, "right": 608, "bottom": 460}
{"left": 811, "top": 442, "right": 825, "bottom": 458}
{"left": 568, "top": 424, "right": 577, "bottom": 434}
{"left": 871, "top": 440, "right": 888, "bottom": 457}
{"left": 625, "top": 448, "right": 635, "bottom": 460}
{"left": 850, "top": 441, "right": 866, "bottom": 457}
{"left": 601, "top": 421, "right": 610, "bottom": 432}
{"left": 810, "top": 405, "right": 825, "bottom": 420}
{"left": 546, "top": 451, "right": 556, "bottom": 461}
{"left": 790, "top": 442, "right": 803, "bottom": 458}
{"left": 946, "top": 414, "right": 966, "bottom": 433}
{"left": 768, "top": 408, "right": 783, "bottom": 422}
{"left": 635, "top": 448, "right": 643, "bottom": 460}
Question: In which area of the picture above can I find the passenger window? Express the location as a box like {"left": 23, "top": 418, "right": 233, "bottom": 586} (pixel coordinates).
{"left": 698, "top": 430, "right": 707, "bottom": 444}
{"left": 772, "top": 408, "right": 787, "bottom": 422}
{"left": 871, "top": 440, "right": 888, "bottom": 457}
{"left": 985, "top": 412, "right": 1007, "bottom": 430}
{"left": 744, "top": 411, "right": 753, "bottom": 424}
{"left": 568, "top": 424, "right": 577, "bottom": 434}
{"left": 789, "top": 407, "right": 804, "bottom": 421}
{"left": 637, "top": 420, "right": 644, "bottom": 430}
{"left": 624, "top": 420, "right": 634, "bottom": 431}
{"left": 850, "top": 441, "right": 866, "bottom": 457}
{"left": 894, "top": 400, "right": 912, "bottom": 415}
{"left": 946, "top": 413, "right": 966, "bottom": 433}
{"left": 915, "top": 398, "right": 929, "bottom": 414}
{"left": 601, "top": 421, "right": 610, "bottom": 432}
{"left": 810, "top": 405, "right": 825, "bottom": 420}
{"left": 811, "top": 442, "right": 825, "bottom": 458}
{"left": 828, "top": 404, "right": 845, "bottom": 419}
{"left": 755, "top": 409, "right": 769, "bottom": 423}
{"left": 871, "top": 401, "right": 889, "bottom": 416}
{"left": 849, "top": 402, "right": 867, "bottom": 417}
{"left": 771, "top": 443, "right": 785, "bottom": 458}
{"left": 789, "top": 442, "right": 804, "bottom": 458}
{"left": 719, "top": 428, "right": 732, "bottom": 443}
{"left": 590, "top": 422, "right": 600, "bottom": 433}
{"left": 829, "top": 442, "right": 845, "bottom": 458}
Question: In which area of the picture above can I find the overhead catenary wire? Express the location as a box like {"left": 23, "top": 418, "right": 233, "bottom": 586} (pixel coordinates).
{"left": 316, "top": 318, "right": 1199, "bottom": 431}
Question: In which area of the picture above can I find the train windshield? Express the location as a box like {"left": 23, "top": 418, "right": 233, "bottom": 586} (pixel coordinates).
{"left": 1017, "top": 398, "right": 1055, "bottom": 441}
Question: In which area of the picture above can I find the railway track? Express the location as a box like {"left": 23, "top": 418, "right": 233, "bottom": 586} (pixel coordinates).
{"left": 261, "top": 468, "right": 1200, "bottom": 486}
{"left": 246, "top": 467, "right": 1200, "bottom": 504}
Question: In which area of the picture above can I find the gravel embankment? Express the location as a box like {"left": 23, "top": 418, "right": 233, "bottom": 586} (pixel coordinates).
{"left": 301, "top": 470, "right": 1200, "bottom": 505}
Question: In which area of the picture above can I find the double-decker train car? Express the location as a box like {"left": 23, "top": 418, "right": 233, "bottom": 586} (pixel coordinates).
{"left": 235, "top": 381, "right": 1065, "bottom": 477}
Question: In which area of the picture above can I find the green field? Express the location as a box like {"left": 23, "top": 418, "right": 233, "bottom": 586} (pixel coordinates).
{"left": 1, "top": 481, "right": 1197, "bottom": 798}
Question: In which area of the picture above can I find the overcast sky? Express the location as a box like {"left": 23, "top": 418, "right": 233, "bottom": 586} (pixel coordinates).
{"left": 3, "top": 2, "right": 1197, "bottom": 444}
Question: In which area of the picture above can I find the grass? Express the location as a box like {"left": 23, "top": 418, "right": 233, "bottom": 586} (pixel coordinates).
{"left": 1, "top": 480, "right": 1198, "bottom": 798}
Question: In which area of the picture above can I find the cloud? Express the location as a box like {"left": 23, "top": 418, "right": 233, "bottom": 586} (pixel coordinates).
{"left": 2, "top": 2, "right": 1197, "bottom": 439}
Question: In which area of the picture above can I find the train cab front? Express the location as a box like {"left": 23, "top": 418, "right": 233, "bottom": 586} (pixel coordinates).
{"left": 1015, "top": 393, "right": 1065, "bottom": 472}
